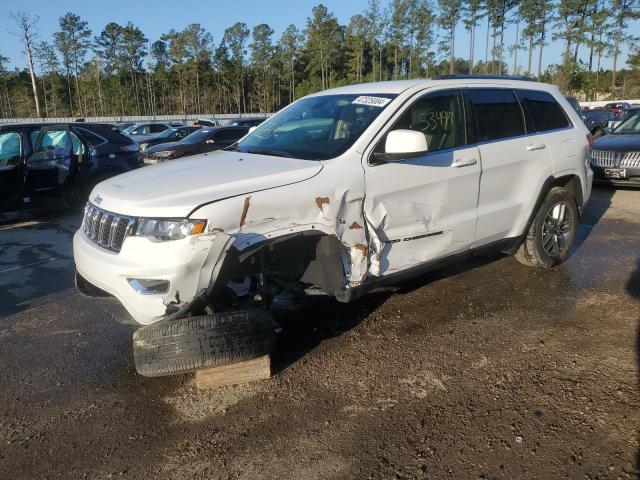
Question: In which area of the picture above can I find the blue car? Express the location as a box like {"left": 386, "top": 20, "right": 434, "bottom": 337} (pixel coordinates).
{"left": 590, "top": 109, "right": 640, "bottom": 187}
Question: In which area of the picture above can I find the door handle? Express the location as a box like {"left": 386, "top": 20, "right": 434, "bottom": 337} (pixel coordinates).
{"left": 526, "top": 143, "right": 546, "bottom": 151}
{"left": 452, "top": 157, "right": 477, "bottom": 168}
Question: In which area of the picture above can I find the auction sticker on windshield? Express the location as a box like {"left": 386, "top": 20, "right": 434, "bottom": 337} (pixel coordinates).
{"left": 351, "top": 96, "right": 392, "bottom": 107}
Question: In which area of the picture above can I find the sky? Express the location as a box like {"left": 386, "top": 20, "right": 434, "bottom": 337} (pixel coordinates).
{"left": 0, "top": 0, "right": 636, "bottom": 74}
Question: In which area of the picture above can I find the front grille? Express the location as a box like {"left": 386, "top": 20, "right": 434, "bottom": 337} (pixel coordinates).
{"left": 621, "top": 151, "right": 640, "bottom": 168}
{"left": 591, "top": 150, "right": 640, "bottom": 168}
{"left": 82, "top": 203, "right": 135, "bottom": 253}
{"left": 591, "top": 150, "right": 619, "bottom": 167}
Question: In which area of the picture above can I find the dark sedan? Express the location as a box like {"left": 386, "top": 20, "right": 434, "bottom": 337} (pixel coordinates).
{"left": 139, "top": 126, "right": 199, "bottom": 153}
{"left": 142, "top": 126, "right": 249, "bottom": 165}
{"left": 590, "top": 109, "right": 640, "bottom": 187}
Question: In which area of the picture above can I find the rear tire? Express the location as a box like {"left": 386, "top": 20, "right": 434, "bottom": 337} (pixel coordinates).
{"left": 133, "top": 309, "right": 275, "bottom": 377}
{"left": 515, "top": 187, "right": 578, "bottom": 268}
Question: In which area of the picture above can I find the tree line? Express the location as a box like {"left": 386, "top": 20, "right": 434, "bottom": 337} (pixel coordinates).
{"left": 2, "top": 0, "right": 639, "bottom": 119}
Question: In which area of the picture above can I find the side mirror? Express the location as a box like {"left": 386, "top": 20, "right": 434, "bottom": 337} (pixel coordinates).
{"left": 248, "top": 126, "right": 258, "bottom": 134}
{"left": 372, "top": 129, "right": 428, "bottom": 163}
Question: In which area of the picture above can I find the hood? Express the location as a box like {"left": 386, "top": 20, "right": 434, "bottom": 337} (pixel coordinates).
{"left": 91, "top": 150, "right": 324, "bottom": 218}
{"left": 593, "top": 134, "right": 640, "bottom": 152}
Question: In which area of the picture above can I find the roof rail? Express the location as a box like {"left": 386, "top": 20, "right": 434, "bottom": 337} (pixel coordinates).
{"left": 434, "top": 74, "right": 537, "bottom": 82}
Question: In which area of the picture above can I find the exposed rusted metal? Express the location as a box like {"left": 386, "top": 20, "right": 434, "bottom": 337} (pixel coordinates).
{"left": 239, "top": 196, "right": 251, "bottom": 227}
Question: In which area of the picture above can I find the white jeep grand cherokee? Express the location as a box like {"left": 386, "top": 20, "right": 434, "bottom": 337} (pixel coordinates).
{"left": 73, "top": 77, "right": 593, "bottom": 376}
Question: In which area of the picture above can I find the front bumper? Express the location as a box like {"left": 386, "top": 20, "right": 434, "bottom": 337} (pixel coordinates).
{"left": 591, "top": 165, "right": 640, "bottom": 187}
{"left": 73, "top": 229, "right": 225, "bottom": 325}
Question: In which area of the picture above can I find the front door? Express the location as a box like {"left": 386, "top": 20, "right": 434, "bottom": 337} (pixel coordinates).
{"left": 363, "top": 89, "right": 481, "bottom": 276}
{"left": 0, "top": 131, "right": 24, "bottom": 207}
{"left": 26, "top": 126, "right": 74, "bottom": 192}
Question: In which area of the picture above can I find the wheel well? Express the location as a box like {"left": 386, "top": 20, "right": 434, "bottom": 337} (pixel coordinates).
{"left": 520, "top": 174, "right": 584, "bottom": 239}
{"left": 211, "top": 232, "right": 347, "bottom": 304}
{"left": 552, "top": 174, "right": 583, "bottom": 210}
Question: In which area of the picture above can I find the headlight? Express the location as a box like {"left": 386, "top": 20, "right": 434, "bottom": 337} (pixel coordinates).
{"left": 154, "top": 150, "right": 175, "bottom": 158}
{"left": 140, "top": 143, "right": 148, "bottom": 152}
{"left": 134, "top": 218, "right": 207, "bottom": 241}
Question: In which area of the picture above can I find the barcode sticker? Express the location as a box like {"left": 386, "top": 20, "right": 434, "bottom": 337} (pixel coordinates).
{"left": 351, "top": 96, "right": 392, "bottom": 107}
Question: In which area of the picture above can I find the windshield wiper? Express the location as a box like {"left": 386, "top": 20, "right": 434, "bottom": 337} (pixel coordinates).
{"left": 225, "top": 143, "right": 241, "bottom": 151}
{"left": 243, "top": 148, "right": 294, "bottom": 158}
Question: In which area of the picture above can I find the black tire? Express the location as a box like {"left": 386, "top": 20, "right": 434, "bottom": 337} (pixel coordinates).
{"left": 515, "top": 186, "right": 578, "bottom": 268}
{"left": 133, "top": 309, "right": 275, "bottom": 377}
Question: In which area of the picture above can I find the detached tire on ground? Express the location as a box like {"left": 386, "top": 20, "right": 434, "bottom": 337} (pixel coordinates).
{"left": 515, "top": 186, "right": 578, "bottom": 268}
{"left": 133, "top": 309, "right": 275, "bottom": 377}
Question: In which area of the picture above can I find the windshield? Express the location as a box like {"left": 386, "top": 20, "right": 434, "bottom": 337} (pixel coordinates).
{"left": 612, "top": 112, "right": 640, "bottom": 134}
{"left": 180, "top": 128, "right": 213, "bottom": 143}
{"left": 233, "top": 94, "right": 397, "bottom": 160}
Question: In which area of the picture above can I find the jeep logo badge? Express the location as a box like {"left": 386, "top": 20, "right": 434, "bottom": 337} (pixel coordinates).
{"left": 94, "top": 195, "right": 103, "bottom": 205}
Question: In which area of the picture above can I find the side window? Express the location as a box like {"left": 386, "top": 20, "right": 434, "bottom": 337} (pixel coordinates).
{"left": 150, "top": 124, "right": 167, "bottom": 133}
{"left": 389, "top": 90, "right": 465, "bottom": 153}
{"left": 70, "top": 133, "right": 86, "bottom": 155}
{"left": 0, "top": 132, "right": 21, "bottom": 167}
{"left": 30, "top": 130, "right": 40, "bottom": 149}
{"left": 76, "top": 128, "right": 104, "bottom": 147}
{"left": 467, "top": 89, "right": 526, "bottom": 142}
{"left": 516, "top": 90, "right": 571, "bottom": 132}
{"left": 214, "top": 129, "right": 247, "bottom": 142}
{"left": 39, "top": 129, "right": 69, "bottom": 151}
{"left": 131, "top": 125, "right": 149, "bottom": 135}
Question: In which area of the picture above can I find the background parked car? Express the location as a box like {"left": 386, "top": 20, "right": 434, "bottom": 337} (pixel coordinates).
{"left": 603, "top": 102, "right": 630, "bottom": 116}
{"left": 226, "top": 117, "right": 267, "bottom": 127}
{"left": 122, "top": 122, "right": 182, "bottom": 138}
{"left": 606, "top": 106, "right": 640, "bottom": 132}
{"left": 142, "top": 126, "right": 249, "bottom": 164}
{"left": 193, "top": 119, "right": 218, "bottom": 127}
{"left": 582, "top": 109, "right": 615, "bottom": 138}
{"left": 138, "top": 126, "right": 199, "bottom": 153}
{"left": 1, "top": 122, "right": 142, "bottom": 208}
{"left": 590, "top": 109, "right": 640, "bottom": 187}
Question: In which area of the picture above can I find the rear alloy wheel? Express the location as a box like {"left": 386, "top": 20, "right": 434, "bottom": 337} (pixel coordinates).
{"left": 515, "top": 187, "right": 578, "bottom": 268}
{"left": 133, "top": 309, "right": 275, "bottom": 377}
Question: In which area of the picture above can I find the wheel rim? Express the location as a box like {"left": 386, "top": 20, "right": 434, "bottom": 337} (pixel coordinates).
{"left": 542, "top": 201, "right": 573, "bottom": 257}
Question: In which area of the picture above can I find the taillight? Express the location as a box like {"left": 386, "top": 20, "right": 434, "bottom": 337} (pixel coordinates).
{"left": 586, "top": 133, "right": 593, "bottom": 148}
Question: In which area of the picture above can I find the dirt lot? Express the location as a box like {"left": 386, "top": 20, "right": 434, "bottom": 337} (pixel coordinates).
{"left": 0, "top": 186, "right": 638, "bottom": 480}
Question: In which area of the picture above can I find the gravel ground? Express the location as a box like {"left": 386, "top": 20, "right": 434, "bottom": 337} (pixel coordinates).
{"left": 0, "top": 186, "right": 638, "bottom": 479}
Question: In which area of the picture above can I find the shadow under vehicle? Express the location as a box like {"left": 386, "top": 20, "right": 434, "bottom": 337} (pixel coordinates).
{"left": 0, "top": 123, "right": 142, "bottom": 210}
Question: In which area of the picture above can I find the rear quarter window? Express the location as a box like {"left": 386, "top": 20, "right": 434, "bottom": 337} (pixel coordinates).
{"left": 467, "top": 89, "right": 526, "bottom": 142}
{"left": 76, "top": 128, "right": 105, "bottom": 147}
{"left": 516, "top": 90, "right": 571, "bottom": 132}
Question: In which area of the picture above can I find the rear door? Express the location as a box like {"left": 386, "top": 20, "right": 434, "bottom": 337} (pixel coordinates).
{"left": 363, "top": 89, "right": 481, "bottom": 276}
{"left": 515, "top": 89, "right": 578, "bottom": 175}
{"left": 0, "top": 130, "right": 24, "bottom": 206}
{"left": 467, "top": 88, "right": 554, "bottom": 246}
